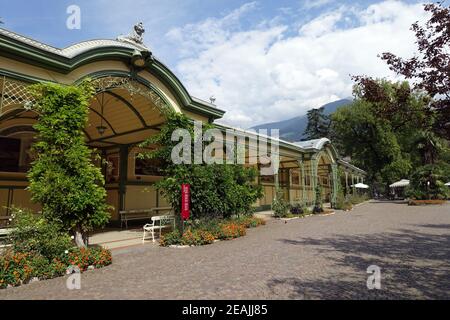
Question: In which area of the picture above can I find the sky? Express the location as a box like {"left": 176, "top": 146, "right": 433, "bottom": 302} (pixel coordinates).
{"left": 0, "top": 0, "right": 431, "bottom": 128}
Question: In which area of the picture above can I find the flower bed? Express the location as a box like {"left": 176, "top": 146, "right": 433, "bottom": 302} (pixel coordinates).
{"left": 160, "top": 216, "right": 265, "bottom": 247}
{"left": 0, "top": 247, "right": 112, "bottom": 289}
{"left": 408, "top": 199, "right": 447, "bottom": 206}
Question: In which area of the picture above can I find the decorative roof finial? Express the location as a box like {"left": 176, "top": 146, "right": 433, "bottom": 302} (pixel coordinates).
{"left": 117, "top": 22, "right": 146, "bottom": 46}
{"left": 209, "top": 95, "right": 216, "bottom": 105}
{"left": 131, "top": 22, "right": 145, "bottom": 44}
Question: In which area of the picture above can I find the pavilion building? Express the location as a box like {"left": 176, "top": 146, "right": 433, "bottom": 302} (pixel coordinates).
{"left": 0, "top": 26, "right": 366, "bottom": 222}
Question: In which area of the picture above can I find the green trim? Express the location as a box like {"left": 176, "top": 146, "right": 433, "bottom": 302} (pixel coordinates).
{"left": 125, "top": 181, "right": 158, "bottom": 186}
{"left": 87, "top": 123, "right": 162, "bottom": 144}
{"left": 0, "top": 32, "right": 134, "bottom": 73}
{"left": 0, "top": 68, "right": 51, "bottom": 84}
{"left": 0, "top": 185, "right": 28, "bottom": 189}
{"left": 0, "top": 32, "right": 226, "bottom": 120}
{"left": 149, "top": 61, "right": 225, "bottom": 119}
{"left": 75, "top": 70, "right": 174, "bottom": 113}
{"left": 118, "top": 145, "right": 129, "bottom": 211}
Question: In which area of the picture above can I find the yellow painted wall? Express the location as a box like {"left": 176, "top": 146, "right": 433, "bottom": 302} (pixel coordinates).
{"left": 0, "top": 189, "right": 9, "bottom": 216}
{"left": 11, "top": 189, "right": 40, "bottom": 212}
{"left": 124, "top": 185, "right": 158, "bottom": 211}
{"left": 106, "top": 189, "right": 120, "bottom": 221}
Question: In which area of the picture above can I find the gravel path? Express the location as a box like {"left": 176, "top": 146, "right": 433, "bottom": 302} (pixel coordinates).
{"left": 1, "top": 201, "right": 449, "bottom": 300}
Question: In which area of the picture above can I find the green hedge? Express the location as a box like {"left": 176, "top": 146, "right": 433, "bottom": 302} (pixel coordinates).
{"left": 0, "top": 208, "right": 112, "bottom": 289}
{"left": 160, "top": 216, "right": 265, "bottom": 247}
{"left": 0, "top": 248, "right": 112, "bottom": 289}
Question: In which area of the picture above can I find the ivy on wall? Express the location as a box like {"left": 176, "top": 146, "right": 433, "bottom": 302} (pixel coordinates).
{"left": 27, "top": 80, "right": 110, "bottom": 247}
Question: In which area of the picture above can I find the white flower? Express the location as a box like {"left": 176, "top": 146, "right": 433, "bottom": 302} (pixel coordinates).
{"left": 65, "top": 250, "right": 69, "bottom": 254}
{"left": 71, "top": 236, "right": 74, "bottom": 239}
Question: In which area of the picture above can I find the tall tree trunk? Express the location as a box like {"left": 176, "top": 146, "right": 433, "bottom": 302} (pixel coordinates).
{"left": 74, "top": 226, "right": 88, "bottom": 248}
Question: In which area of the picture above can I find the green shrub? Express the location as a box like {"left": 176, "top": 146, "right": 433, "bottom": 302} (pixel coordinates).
{"left": 160, "top": 216, "right": 265, "bottom": 247}
{"left": 139, "top": 112, "right": 264, "bottom": 226}
{"left": 348, "top": 194, "right": 369, "bottom": 205}
{"left": 180, "top": 229, "right": 216, "bottom": 246}
{"left": 272, "top": 192, "right": 290, "bottom": 218}
{"left": 160, "top": 230, "right": 182, "bottom": 247}
{"left": 188, "top": 218, "right": 222, "bottom": 238}
{"left": 60, "top": 247, "right": 112, "bottom": 271}
{"left": 233, "top": 216, "right": 266, "bottom": 228}
{"left": 290, "top": 203, "right": 304, "bottom": 215}
{"left": 313, "top": 186, "right": 324, "bottom": 214}
{"left": 218, "top": 222, "right": 246, "bottom": 240}
{"left": 7, "top": 207, "right": 73, "bottom": 261}
{"left": 406, "top": 164, "right": 450, "bottom": 200}
{"left": 335, "top": 190, "right": 355, "bottom": 211}
{"left": 160, "top": 229, "right": 216, "bottom": 246}
{"left": 0, "top": 247, "right": 112, "bottom": 289}
{"left": 28, "top": 81, "right": 110, "bottom": 247}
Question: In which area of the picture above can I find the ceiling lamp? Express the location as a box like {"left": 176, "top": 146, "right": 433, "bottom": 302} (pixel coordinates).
{"left": 96, "top": 92, "right": 108, "bottom": 136}
{"left": 96, "top": 125, "right": 107, "bottom": 136}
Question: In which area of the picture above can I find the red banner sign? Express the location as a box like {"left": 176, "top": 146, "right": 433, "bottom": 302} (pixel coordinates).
{"left": 181, "top": 184, "right": 190, "bottom": 220}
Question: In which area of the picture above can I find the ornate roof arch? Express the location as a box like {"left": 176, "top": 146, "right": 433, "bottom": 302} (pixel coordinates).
{"left": 0, "top": 27, "right": 225, "bottom": 120}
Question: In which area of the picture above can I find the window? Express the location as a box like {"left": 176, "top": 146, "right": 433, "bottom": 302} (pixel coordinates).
{"left": 135, "top": 157, "right": 163, "bottom": 176}
{"left": 292, "top": 170, "right": 300, "bottom": 185}
{"left": 305, "top": 176, "right": 311, "bottom": 186}
{"left": 260, "top": 175, "right": 275, "bottom": 184}
{"left": 106, "top": 154, "right": 119, "bottom": 182}
{"left": 279, "top": 169, "right": 290, "bottom": 186}
{"left": 0, "top": 137, "right": 20, "bottom": 172}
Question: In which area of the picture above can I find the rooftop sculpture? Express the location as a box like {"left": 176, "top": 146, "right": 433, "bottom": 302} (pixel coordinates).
{"left": 118, "top": 22, "right": 147, "bottom": 48}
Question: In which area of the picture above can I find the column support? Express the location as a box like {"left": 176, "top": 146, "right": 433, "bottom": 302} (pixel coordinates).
{"left": 351, "top": 174, "right": 355, "bottom": 194}
{"left": 331, "top": 163, "right": 339, "bottom": 208}
{"left": 287, "top": 168, "right": 292, "bottom": 204}
{"left": 298, "top": 159, "right": 306, "bottom": 205}
{"left": 310, "top": 158, "right": 318, "bottom": 206}
{"left": 345, "top": 171, "right": 349, "bottom": 196}
{"left": 118, "top": 145, "right": 129, "bottom": 212}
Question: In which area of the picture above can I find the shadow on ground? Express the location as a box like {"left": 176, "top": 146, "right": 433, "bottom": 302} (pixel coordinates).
{"left": 270, "top": 224, "right": 450, "bottom": 299}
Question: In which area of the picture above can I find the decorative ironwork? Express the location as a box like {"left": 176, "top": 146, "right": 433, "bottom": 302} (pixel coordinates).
{"left": 91, "top": 76, "right": 169, "bottom": 114}
{"left": 0, "top": 76, "right": 169, "bottom": 120}
{"left": 0, "top": 76, "right": 34, "bottom": 116}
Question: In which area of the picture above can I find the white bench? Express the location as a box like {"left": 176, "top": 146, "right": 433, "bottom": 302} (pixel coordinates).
{"left": 119, "top": 209, "right": 153, "bottom": 229}
{"left": 119, "top": 207, "right": 173, "bottom": 229}
{"left": 143, "top": 215, "right": 176, "bottom": 243}
{"left": 0, "top": 228, "right": 13, "bottom": 238}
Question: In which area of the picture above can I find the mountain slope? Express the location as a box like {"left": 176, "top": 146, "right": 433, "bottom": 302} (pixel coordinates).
{"left": 250, "top": 98, "right": 352, "bottom": 142}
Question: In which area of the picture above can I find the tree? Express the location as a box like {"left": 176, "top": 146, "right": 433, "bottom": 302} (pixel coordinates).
{"left": 381, "top": 2, "right": 450, "bottom": 138}
{"left": 28, "top": 81, "right": 110, "bottom": 247}
{"left": 332, "top": 79, "right": 429, "bottom": 193}
{"left": 407, "top": 163, "right": 450, "bottom": 200}
{"left": 413, "top": 131, "right": 444, "bottom": 165}
{"left": 303, "top": 107, "right": 331, "bottom": 140}
{"left": 139, "top": 112, "right": 263, "bottom": 229}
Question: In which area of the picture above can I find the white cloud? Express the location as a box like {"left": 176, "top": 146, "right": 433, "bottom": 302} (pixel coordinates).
{"left": 301, "top": 0, "right": 334, "bottom": 10}
{"left": 166, "top": 2, "right": 258, "bottom": 58}
{"left": 167, "top": 0, "right": 429, "bottom": 129}
{"left": 299, "top": 10, "right": 343, "bottom": 37}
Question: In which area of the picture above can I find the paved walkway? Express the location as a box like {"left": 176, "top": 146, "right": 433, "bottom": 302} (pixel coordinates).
{"left": 1, "top": 201, "right": 449, "bottom": 299}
